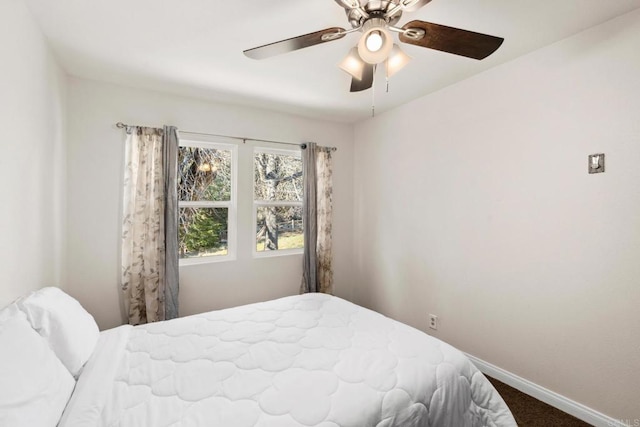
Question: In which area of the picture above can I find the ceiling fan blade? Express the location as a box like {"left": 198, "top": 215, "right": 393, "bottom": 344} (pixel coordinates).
{"left": 401, "top": 0, "right": 432, "bottom": 13}
{"left": 244, "top": 27, "right": 347, "bottom": 60}
{"left": 334, "top": 0, "right": 359, "bottom": 10}
{"left": 350, "top": 64, "right": 374, "bottom": 92}
{"left": 399, "top": 20, "right": 504, "bottom": 60}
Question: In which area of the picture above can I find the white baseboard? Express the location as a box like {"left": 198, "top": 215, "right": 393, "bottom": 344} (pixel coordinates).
{"left": 465, "top": 353, "right": 625, "bottom": 427}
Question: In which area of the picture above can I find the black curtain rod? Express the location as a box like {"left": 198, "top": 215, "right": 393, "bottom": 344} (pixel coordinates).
{"left": 115, "top": 122, "right": 337, "bottom": 151}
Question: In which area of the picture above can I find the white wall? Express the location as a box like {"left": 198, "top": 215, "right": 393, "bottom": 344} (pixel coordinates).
{"left": 0, "top": 0, "right": 67, "bottom": 307}
{"left": 65, "top": 78, "right": 354, "bottom": 330}
{"left": 353, "top": 8, "right": 640, "bottom": 422}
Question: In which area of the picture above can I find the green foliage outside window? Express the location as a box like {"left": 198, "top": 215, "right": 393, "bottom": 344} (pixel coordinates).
{"left": 179, "top": 208, "right": 228, "bottom": 257}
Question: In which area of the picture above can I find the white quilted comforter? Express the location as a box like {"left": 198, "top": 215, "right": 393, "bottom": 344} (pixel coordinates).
{"left": 60, "top": 294, "right": 516, "bottom": 427}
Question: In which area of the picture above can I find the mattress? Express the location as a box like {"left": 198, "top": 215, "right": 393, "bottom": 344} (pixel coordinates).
{"left": 59, "top": 294, "right": 516, "bottom": 427}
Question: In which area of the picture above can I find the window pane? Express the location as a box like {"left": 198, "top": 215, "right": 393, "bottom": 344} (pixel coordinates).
{"left": 254, "top": 152, "right": 302, "bottom": 202}
{"left": 179, "top": 146, "right": 231, "bottom": 202}
{"left": 179, "top": 207, "right": 228, "bottom": 258}
{"left": 256, "top": 206, "right": 303, "bottom": 252}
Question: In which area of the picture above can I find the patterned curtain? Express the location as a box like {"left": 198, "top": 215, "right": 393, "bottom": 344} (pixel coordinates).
{"left": 300, "top": 143, "right": 334, "bottom": 294}
{"left": 121, "top": 126, "right": 179, "bottom": 325}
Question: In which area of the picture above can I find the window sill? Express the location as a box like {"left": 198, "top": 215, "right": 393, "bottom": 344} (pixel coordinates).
{"left": 253, "top": 249, "right": 303, "bottom": 259}
{"left": 179, "top": 255, "right": 236, "bottom": 266}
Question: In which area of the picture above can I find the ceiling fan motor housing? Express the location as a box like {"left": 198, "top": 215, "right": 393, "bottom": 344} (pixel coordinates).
{"left": 346, "top": 1, "right": 402, "bottom": 28}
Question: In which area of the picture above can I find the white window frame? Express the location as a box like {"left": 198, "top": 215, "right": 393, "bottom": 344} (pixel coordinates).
{"left": 178, "top": 139, "right": 237, "bottom": 265}
{"left": 253, "top": 147, "right": 304, "bottom": 258}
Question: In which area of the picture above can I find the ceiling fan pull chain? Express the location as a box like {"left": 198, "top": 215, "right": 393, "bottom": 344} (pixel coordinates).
{"left": 372, "top": 64, "right": 377, "bottom": 117}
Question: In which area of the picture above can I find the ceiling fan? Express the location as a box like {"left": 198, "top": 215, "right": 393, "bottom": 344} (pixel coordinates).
{"left": 243, "top": 0, "right": 504, "bottom": 93}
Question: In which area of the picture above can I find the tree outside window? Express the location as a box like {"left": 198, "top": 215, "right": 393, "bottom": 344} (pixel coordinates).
{"left": 253, "top": 149, "right": 303, "bottom": 254}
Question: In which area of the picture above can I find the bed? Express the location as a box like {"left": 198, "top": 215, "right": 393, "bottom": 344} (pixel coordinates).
{"left": 1, "top": 288, "right": 516, "bottom": 427}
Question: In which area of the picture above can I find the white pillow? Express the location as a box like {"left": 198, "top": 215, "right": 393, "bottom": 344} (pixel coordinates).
{"left": 0, "top": 301, "right": 20, "bottom": 322}
{"left": 18, "top": 287, "right": 100, "bottom": 377}
{"left": 0, "top": 308, "right": 76, "bottom": 427}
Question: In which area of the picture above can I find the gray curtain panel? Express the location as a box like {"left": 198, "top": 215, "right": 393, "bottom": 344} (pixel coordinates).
{"left": 163, "top": 126, "right": 179, "bottom": 320}
{"left": 300, "top": 143, "right": 334, "bottom": 294}
{"left": 300, "top": 143, "right": 318, "bottom": 293}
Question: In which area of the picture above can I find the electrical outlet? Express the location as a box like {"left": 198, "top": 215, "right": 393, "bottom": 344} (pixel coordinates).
{"left": 429, "top": 314, "right": 438, "bottom": 330}
{"left": 588, "top": 153, "right": 605, "bottom": 174}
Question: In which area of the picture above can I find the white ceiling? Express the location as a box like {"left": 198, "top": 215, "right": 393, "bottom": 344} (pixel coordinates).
{"left": 25, "top": 0, "right": 640, "bottom": 123}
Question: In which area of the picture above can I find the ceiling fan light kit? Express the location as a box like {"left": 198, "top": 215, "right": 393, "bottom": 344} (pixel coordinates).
{"left": 357, "top": 17, "right": 393, "bottom": 64}
{"left": 339, "top": 47, "right": 366, "bottom": 80}
{"left": 386, "top": 44, "right": 412, "bottom": 78}
{"left": 244, "top": 0, "right": 504, "bottom": 93}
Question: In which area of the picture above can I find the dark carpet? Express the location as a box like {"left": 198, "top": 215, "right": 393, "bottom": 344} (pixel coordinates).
{"left": 486, "top": 376, "right": 592, "bottom": 427}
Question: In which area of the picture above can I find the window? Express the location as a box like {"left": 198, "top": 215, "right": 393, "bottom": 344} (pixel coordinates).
{"left": 253, "top": 148, "right": 303, "bottom": 256}
{"left": 178, "top": 140, "right": 236, "bottom": 263}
